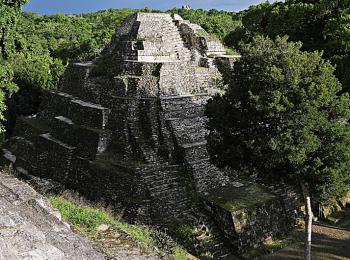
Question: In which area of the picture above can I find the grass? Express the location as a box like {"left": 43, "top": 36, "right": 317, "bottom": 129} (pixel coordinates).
{"left": 167, "top": 223, "right": 214, "bottom": 259}
{"left": 171, "top": 247, "right": 190, "bottom": 260}
{"left": 49, "top": 196, "right": 191, "bottom": 260}
{"left": 225, "top": 47, "right": 239, "bottom": 56}
{"left": 206, "top": 183, "right": 276, "bottom": 211}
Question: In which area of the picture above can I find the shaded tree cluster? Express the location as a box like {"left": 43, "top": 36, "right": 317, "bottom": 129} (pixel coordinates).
{"left": 225, "top": 0, "right": 350, "bottom": 93}
{"left": 206, "top": 35, "right": 350, "bottom": 206}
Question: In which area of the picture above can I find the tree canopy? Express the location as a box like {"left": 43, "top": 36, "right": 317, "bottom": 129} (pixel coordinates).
{"left": 206, "top": 35, "right": 350, "bottom": 204}
{"left": 226, "top": 0, "right": 350, "bottom": 93}
{"left": 169, "top": 8, "right": 238, "bottom": 40}
{"left": 0, "top": 0, "right": 27, "bottom": 133}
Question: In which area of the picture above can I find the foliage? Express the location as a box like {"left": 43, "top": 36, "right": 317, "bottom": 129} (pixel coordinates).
{"left": 227, "top": 0, "right": 350, "bottom": 92}
{"left": 49, "top": 196, "right": 189, "bottom": 259}
{"left": 206, "top": 36, "right": 350, "bottom": 204}
{"left": 50, "top": 196, "right": 113, "bottom": 231}
{"left": 169, "top": 8, "right": 239, "bottom": 40}
{"left": 0, "top": 0, "right": 27, "bottom": 59}
{"left": 0, "top": 0, "right": 27, "bottom": 133}
{"left": 18, "top": 9, "right": 135, "bottom": 64}
{"left": 0, "top": 61, "right": 17, "bottom": 133}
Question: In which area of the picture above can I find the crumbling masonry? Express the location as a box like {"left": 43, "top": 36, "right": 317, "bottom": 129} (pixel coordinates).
{"left": 2, "top": 13, "right": 299, "bottom": 257}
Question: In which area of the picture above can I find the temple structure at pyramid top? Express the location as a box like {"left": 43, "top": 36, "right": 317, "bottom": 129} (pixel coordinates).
{"left": 110, "top": 13, "right": 226, "bottom": 62}
{"left": 1, "top": 13, "right": 298, "bottom": 258}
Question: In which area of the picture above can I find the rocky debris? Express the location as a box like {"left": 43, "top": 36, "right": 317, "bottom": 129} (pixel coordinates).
{"left": 97, "top": 224, "right": 111, "bottom": 232}
{"left": 92, "top": 225, "right": 161, "bottom": 260}
{"left": 0, "top": 171, "right": 106, "bottom": 260}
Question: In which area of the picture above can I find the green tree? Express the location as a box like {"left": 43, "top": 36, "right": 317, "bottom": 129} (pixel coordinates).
{"left": 228, "top": 0, "right": 350, "bottom": 92}
{"left": 0, "top": 0, "right": 27, "bottom": 59}
{"left": 169, "top": 8, "right": 238, "bottom": 40}
{"left": 0, "top": 0, "right": 27, "bottom": 133}
{"left": 206, "top": 36, "right": 350, "bottom": 259}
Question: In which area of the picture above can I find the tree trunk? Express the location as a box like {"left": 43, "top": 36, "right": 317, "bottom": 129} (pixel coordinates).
{"left": 301, "top": 183, "right": 312, "bottom": 260}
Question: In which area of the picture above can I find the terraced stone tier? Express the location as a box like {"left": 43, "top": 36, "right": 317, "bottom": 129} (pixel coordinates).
{"left": 39, "top": 91, "right": 110, "bottom": 129}
{"left": 50, "top": 116, "right": 111, "bottom": 159}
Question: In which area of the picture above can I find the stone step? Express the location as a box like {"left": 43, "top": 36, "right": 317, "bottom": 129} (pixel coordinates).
{"left": 171, "top": 45, "right": 189, "bottom": 51}
{"left": 169, "top": 116, "right": 208, "bottom": 131}
{"left": 145, "top": 178, "right": 179, "bottom": 188}
{"left": 150, "top": 188, "right": 189, "bottom": 201}
{"left": 139, "top": 163, "right": 180, "bottom": 174}
{"left": 154, "top": 199, "right": 191, "bottom": 212}
{"left": 177, "top": 130, "right": 207, "bottom": 145}
{"left": 164, "top": 105, "right": 204, "bottom": 119}
{"left": 166, "top": 115, "right": 208, "bottom": 144}
{"left": 141, "top": 167, "right": 179, "bottom": 177}
{"left": 148, "top": 182, "right": 179, "bottom": 192}
{"left": 161, "top": 93, "right": 210, "bottom": 103}
{"left": 39, "top": 133, "right": 76, "bottom": 151}
{"left": 164, "top": 35, "right": 183, "bottom": 42}
{"left": 68, "top": 99, "right": 110, "bottom": 129}
{"left": 138, "top": 50, "right": 171, "bottom": 56}
{"left": 188, "top": 160, "right": 230, "bottom": 192}
{"left": 136, "top": 13, "right": 173, "bottom": 22}
{"left": 143, "top": 172, "right": 179, "bottom": 181}
{"left": 135, "top": 55, "right": 175, "bottom": 62}
{"left": 181, "top": 140, "right": 208, "bottom": 149}
{"left": 0, "top": 149, "right": 16, "bottom": 165}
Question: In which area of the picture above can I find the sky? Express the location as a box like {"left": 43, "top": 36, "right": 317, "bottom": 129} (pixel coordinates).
{"left": 23, "top": 0, "right": 276, "bottom": 15}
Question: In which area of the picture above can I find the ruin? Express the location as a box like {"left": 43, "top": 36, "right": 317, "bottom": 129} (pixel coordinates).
{"left": 1, "top": 13, "right": 299, "bottom": 258}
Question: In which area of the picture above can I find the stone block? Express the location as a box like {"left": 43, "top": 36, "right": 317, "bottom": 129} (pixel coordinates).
{"left": 205, "top": 184, "right": 291, "bottom": 253}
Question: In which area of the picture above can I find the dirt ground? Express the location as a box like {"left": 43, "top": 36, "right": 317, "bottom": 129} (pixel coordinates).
{"left": 264, "top": 223, "right": 350, "bottom": 260}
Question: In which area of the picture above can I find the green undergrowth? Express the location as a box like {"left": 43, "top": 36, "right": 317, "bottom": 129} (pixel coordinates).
{"left": 225, "top": 47, "right": 239, "bottom": 56}
{"left": 49, "top": 196, "right": 191, "bottom": 260}
{"left": 167, "top": 223, "right": 215, "bottom": 259}
{"left": 243, "top": 234, "right": 302, "bottom": 259}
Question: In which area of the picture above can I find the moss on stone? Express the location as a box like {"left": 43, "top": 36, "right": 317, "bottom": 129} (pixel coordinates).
{"left": 206, "top": 183, "right": 277, "bottom": 211}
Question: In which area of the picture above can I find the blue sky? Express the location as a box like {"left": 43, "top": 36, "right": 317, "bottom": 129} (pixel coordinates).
{"left": 24, "top": 0, "right": 276, "bottom": 14}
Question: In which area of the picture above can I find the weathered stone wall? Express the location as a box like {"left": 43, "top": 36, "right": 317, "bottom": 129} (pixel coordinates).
{"left": 177, "top": 19, "right": 225, "bottom": 56}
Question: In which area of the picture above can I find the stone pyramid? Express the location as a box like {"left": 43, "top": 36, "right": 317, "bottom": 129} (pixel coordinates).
{"left": 2, "top": 13, "right": 297, "bottom": 256}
